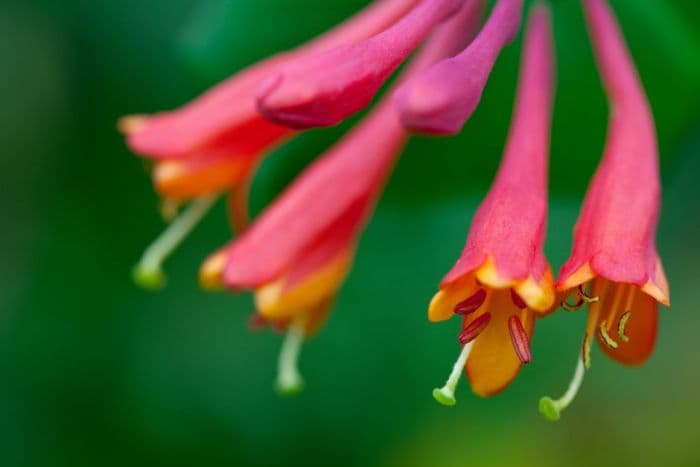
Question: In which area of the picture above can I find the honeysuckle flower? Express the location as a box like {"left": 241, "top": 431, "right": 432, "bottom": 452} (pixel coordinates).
{"left": 199, "top": 0, "right": 484, "bottom": 394}
{"left": 429, "top": 4, "right": 555, "bottom": 405}
{"left": 121, "top": 0, "right": 421, "bottom": 288}
{"left": 539, "top": 0, "right": 670, "bottom": 421}
{"left": 255, "top": 0, "right": 463, "bottom": 129}
{"left": 394, "top": 0, "right": 523, "bottom": 134}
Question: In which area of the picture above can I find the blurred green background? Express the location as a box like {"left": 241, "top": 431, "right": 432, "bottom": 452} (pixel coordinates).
{"left": 2, "top": 0, "right": 700, "bottom": 466}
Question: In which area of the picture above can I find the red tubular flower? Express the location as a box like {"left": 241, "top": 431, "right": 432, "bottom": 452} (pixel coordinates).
{"left": 255, "top": 0, "right": 463, "bottom": 129}
{"left": 394, "top": 0, "right": 524, "bottom": 134}
{"left": 539, "top": 0, "right": 670, "bottom": 422}
{"left": 120, "top": 0, "right": 420, "bottom": 200}
{"left": 124, "top": 0, "right": 420, "bottom": 288}
{"left": 429, "top": 4, "right": 555, "bottom": 404}
{"left": 199, "top": 1, "right": 484, "bottom": 394}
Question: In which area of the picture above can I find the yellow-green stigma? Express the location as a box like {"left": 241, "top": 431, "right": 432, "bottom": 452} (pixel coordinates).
{"left": 539, "top": 357, "right": 586, "bottom": 421}
{"left": 432, "top": 341, "right": 474, "bottom": 407}
{"left": 275, "top": 313, "right": 307, "bottom": 396}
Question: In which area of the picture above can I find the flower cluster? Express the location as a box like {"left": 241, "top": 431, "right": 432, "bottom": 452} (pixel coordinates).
{"left": 121, "top": 0, "right": 669, "bottom": 418}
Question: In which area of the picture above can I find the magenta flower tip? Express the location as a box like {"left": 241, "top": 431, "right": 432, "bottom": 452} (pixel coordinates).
{"left": 395, "top": 0, "right": 524, "bottom": 135}
{"left": 393, "top": 61, "right": 482, "bottom": 135}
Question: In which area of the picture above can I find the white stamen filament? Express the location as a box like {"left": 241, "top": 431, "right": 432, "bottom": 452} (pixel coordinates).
{"left": 133, "top": 195, "right": 217, "bottom": 289}
{"left": 539, "top": 357, "right": 586, "bottom": 421}
{"left": 432, "top": 341, "right": 474, "bottom": 406}
{"left": 275, "top": 313, "right": 307, "bottom": 395}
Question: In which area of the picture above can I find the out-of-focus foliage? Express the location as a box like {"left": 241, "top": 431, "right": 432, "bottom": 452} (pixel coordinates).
{"left": 0, "top": 1, "right": 699, "bottom": 466}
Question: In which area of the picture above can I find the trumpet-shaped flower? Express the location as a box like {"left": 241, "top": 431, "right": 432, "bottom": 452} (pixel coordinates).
{"left": 199, "top": 0, "right": 484, "bottom": 394}
{"left": 429, "top": 4, "right": 555, "bottom": 404}
{"left": 539, "top": 0, "right": 670, "bottom": 422}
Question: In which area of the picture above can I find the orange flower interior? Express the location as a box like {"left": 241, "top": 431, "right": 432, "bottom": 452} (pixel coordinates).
{"left": 153, "top": 155, "right": 253, "bottom": 200}
{"left": 430, "top": 261, "right": 555, "bottom": 401}
{"left": 574, "top": 279, "right": 658, "bottom": 367}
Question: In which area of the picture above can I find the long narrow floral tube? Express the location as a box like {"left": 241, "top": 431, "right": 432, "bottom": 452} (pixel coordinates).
{"left": 394, "top": 0, "right": 524, "bottom": 134}
{"left": 539, "top": 0, "right": 670, "bottom": 422}
{"left": 255, "top": 0, "right": 463, "bottom": 129}
{"left": 199, "top": 1, "right": 484, "bottom": 394}
{"left": 121, "top": 0, "right": 419, "bottom": 199}
{"left": 429, "top": 4, "right": 555, "bottom": 404}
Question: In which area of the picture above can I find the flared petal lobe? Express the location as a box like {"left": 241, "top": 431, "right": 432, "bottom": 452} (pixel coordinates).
{"left": 152, "top": 147, "right": 259, "bottom": 200}
{"left": 557, "top": 0, "right": 669, "bottom": 306}
{"left": 256, "top": 0, "right": 464, "bottom": 129}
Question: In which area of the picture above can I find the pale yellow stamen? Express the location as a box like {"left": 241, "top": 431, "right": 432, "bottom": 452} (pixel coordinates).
{"left": 582, "top": 334, "right": 592, "bottom": 369}
{"left": 118, "top": 114, "right": 148, "bottom": 134}
{"left": 618, "top": 311, "right": 632, "bottom": 343}
{"left": 599, "top": 321, "right": 619, "bottom": 349}
{"left": 604, "top": 284, "right": 627, "bottom": 331}
{"left": 578, "top": 284, "right": 600, "bottom": 303}
{"left": 582, "top": 280, "right": 609, "bottom": 369}
{"left": 561, "top": 292, "right": 585, "bottom": 311}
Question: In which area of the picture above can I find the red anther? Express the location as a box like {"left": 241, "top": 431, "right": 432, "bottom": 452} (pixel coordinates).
{"left": 458, "top": 312, "right": 492, "bottom": 345}
{"left": 271, "top": 319, "right": 290, "bottom": 334}
{"left": 508, "top": 315, "right": 531, "bottom": 364}
{"left": 510, "top": 289, "right": 527, "bottom": 309}
{"left": 248, "top": 313, "right": 268, "bottom": 331}
{"left": 454, "top": 288, "right": 487, "bottom": 315}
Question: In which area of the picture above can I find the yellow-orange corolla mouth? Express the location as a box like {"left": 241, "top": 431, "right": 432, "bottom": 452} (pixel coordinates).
{"left": 429, "top": 257, "right": 555, "bottom": 322}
